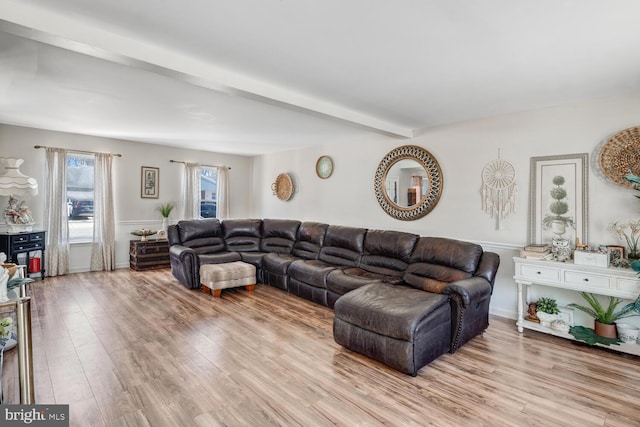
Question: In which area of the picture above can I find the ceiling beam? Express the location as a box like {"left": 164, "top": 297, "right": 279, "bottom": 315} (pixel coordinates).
{"left": 0, "top": 1, "right": 414, "bottom": 138}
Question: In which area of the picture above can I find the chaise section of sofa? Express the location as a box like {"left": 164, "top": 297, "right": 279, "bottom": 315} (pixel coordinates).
{"left": 402, "top": 237, "right": 500, "bottom": 351}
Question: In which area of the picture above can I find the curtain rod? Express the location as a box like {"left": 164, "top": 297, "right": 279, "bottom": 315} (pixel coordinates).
{"left": 34, "top": 145, "right": 122, "bottom": 157}
{"left": 170, "top": 159, "right": 230, "bottom": 170}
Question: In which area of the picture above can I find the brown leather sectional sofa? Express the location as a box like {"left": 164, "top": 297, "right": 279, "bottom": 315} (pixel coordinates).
{"left": 167, "top": 218, "right": 500, "bottom": 375}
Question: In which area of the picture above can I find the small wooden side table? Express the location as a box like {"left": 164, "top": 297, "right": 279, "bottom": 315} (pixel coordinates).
{"left": 129, "top": 239, "right": 170, "bottom": 271}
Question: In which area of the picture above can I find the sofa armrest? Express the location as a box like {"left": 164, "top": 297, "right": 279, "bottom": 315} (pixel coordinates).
{"left": 440, "top": 276, "right": 492, "bottom": 308}
{"left": 169, "top": 244, "right": 200, "bottom": 289}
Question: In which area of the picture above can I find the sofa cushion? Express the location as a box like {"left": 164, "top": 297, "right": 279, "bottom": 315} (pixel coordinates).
{"left": 262, "top": 253, "right": 295, "bottom": 275}
{"left": 175, "top": 219, "right": 226, "bottom": 254}
{"left": 288, "top": 259, "right": 337, "bottom": 288}
{"left": 222, "top": 219, "right": 262, "bottom": 252}
{"left": 403, "top": 237, "right": 483, "bottom": 293}
{"left": 326, "top": 268, "right": 385, "bottom": 296}
{"left": 199, "top": 252, "right": 242, "bottom": 265}
{"left": 260, "top": 219, "right": 301, "bottom": 253}
{"left": 292, "top": 222, "right": 329, "bottom": 259}
{"left": 318, "top": 225, "right": 366, "bottom": 267}
{"left": 360, "top": 230, "right": 419, "bottom": 276}
{"left": 334, "top": 282, "right": 450, "bottom": 342}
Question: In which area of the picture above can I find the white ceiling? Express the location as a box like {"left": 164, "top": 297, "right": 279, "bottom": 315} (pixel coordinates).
{"left": 1, "top": 0, "right": 640, "bottom": 155}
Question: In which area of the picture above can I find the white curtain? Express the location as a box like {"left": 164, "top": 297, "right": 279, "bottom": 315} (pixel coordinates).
{"left": 216, "top": 166, "right": 230, "bottom": 219}
{"left": 44, "top": 148, "right": 69, "bottom": 276}
{"left": 90, "top": 153, "right": 116, "bottom": 271}
{"left": 183, "top": 162, "right": 200, "bottom": 219}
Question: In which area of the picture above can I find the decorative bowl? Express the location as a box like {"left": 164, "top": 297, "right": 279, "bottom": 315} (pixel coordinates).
{"left": 131, "top": 229, "right": 157, "bottom": 242}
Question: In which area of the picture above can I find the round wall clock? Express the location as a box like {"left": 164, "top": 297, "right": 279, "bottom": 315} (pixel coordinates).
{"left": 315, "top": 155, "right": 334, "bottom": 179}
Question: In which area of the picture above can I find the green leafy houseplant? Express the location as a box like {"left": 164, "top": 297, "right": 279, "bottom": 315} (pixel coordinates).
{"left": 568, "top": 292, "right": 638, "bottom": 324}
{"left": 536, "top": 297, "right": 560, "bottom": 315}
{"left": 157, "top": 202, "right": 175, "bottom": 218}
{"left": 568, "top": 326, "right": 621, "bottom": 346}
{"left": 541, "top": 176, "right": 576, "bottom": 230}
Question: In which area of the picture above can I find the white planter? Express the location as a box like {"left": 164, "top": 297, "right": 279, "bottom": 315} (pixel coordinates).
{"left": 536, "top": 311, "right": 558, "bottom": 328}
{"left": 551, "top": 220, "right": 566, "bottom": 236}
{"left": 616, "top": 323, "right": 640, "bottom": 343}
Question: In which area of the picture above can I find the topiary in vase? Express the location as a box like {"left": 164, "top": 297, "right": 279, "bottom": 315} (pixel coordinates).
{"left": 541, "top": 176, "right": 575, "bottom": 236}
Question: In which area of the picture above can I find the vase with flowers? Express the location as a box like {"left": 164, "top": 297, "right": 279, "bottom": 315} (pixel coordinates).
{"left": 609, "top": 220, "right": 640, "bottom": 261}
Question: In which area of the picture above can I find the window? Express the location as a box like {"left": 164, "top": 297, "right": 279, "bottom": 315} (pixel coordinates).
{"left": 67, "top": 153, "right": 94, "bottom": 242}
{"left": 200, "top": 166, "right": 217, "bottom": 218}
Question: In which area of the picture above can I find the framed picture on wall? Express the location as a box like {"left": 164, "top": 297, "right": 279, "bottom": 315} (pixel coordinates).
{"left": 141, "top": 166, "right": 159, "bottom": 199}
{"left": 529, "top": 153, "right": 588, "bottom": 246}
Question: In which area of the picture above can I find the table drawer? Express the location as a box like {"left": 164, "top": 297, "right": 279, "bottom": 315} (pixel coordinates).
{"left": 616, "top": 278, "right": 640, "bottom": 295}
{"left": 12, "top": 241, "right": 43, "bottom": 251}
{"left": 564, "top": 271, "right": 612, "bottom": 290}
{"left": 10, "top": 234, "right": 29, "bottom": 244}
{"left": 29, "top": 232, "right": 45, "bottom": 242}
{"left": 519, "top": 264, "right": 561, "bottom": 281}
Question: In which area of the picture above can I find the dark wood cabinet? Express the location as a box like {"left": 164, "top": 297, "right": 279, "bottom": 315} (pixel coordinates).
{"left": 129, "top": 239, "right": 170, "bottom": 271}
{"left": 0, "top": 230, "right": 46, "bottom": 279}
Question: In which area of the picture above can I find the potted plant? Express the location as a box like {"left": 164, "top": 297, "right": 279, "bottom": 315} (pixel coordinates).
{"left": 536, "top": 297, "right": 560, "bottom": 327}
{"left": 568, "top": 292, "right": 638, "bottom": 338}
{"left": 157, "top": 202, "right": 175, "bottom": 233}
{"left": 541, "top": 176, "right": 575, "bottom": 236}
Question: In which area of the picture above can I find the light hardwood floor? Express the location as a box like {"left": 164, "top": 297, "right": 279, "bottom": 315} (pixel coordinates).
{"left": 2, "top": 269, "right": 640, "bottom": 426}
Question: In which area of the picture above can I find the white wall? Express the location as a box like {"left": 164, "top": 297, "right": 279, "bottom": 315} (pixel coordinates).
{"left": 0, "top": 124, "right": 253, "bottom": 272}
{"left": 253, "top": 93, "right": 640, "bottom": 320}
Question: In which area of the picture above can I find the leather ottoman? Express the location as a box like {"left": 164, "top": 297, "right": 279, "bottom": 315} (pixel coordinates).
{"left": 333, "top": 282, "right": 451, "bottom": 376}
{"left": 200, "top": 261, "right": 256, "bottom": 297}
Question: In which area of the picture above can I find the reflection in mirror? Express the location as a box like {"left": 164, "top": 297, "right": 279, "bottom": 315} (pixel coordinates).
{"left": 374, "top": 145, "right": 443, "bottom": 221}
{"left": 385, "top": 159, "right": 428, "bottom": 207}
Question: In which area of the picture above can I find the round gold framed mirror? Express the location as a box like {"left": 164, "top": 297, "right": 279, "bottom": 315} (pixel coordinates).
{"left": 374, "top": 145, "right": 443, "bottom": 220}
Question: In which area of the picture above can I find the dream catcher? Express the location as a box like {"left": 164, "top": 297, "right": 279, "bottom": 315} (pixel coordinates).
{"left": 481, "top": 153, "right": 517, "bottom": 229}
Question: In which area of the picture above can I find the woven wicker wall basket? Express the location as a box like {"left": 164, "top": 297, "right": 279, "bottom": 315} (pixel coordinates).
{"left": 599, "top": 126, "right": 640, "bottom": 187}
{"left": 271, "top": 173, "right": 294, "bottom": 201}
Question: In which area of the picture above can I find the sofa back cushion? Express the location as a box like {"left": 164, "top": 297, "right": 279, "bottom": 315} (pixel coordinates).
{"left": 360, "top": 230, "right": 419, "bottom": 277}
{"left": 292, "top": 222, "right": 329, "bottom": 260}
{"left": 318, "top": 225, "right": 366, "bottom": 267}
{"left": 404, "top": 237, "right": 483, "bottom": 293}
{"left": 173, "top": 219, "right": 227, "bottom": 254}
{"left": 222, "top": 219, "right": 262, "bottom": 252}
{"left": 260, "top": 219, "right": 301, "bottom": 254}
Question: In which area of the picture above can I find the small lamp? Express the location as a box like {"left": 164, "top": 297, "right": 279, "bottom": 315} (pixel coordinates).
{"left": 0, "top": 158, "right": 38, "bottom": 232}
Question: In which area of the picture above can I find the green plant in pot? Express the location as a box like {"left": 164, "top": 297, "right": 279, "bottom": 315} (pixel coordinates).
{"left": 541, "top": 176, "right": 575, "bottom": 236}
{"left": 157, "top": 202, "right": 175, "bottom": 219}
{"left": 157, "top": 202, "right": 175, "bottom": 234}
{"left": 568, "top": 292, "right": 639, "bottom": 343}
{"left": 536, "top": 297, "right": 560, "bottom": 327}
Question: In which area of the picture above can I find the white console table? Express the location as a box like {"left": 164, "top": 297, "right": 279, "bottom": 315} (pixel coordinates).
{"left": 514, "top": 256, "right": 640, "bottom": 356}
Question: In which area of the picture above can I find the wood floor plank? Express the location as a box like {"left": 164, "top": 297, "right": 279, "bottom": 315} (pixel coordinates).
{"left": 2, "top": 268, "right": 640, "bottom": 426}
